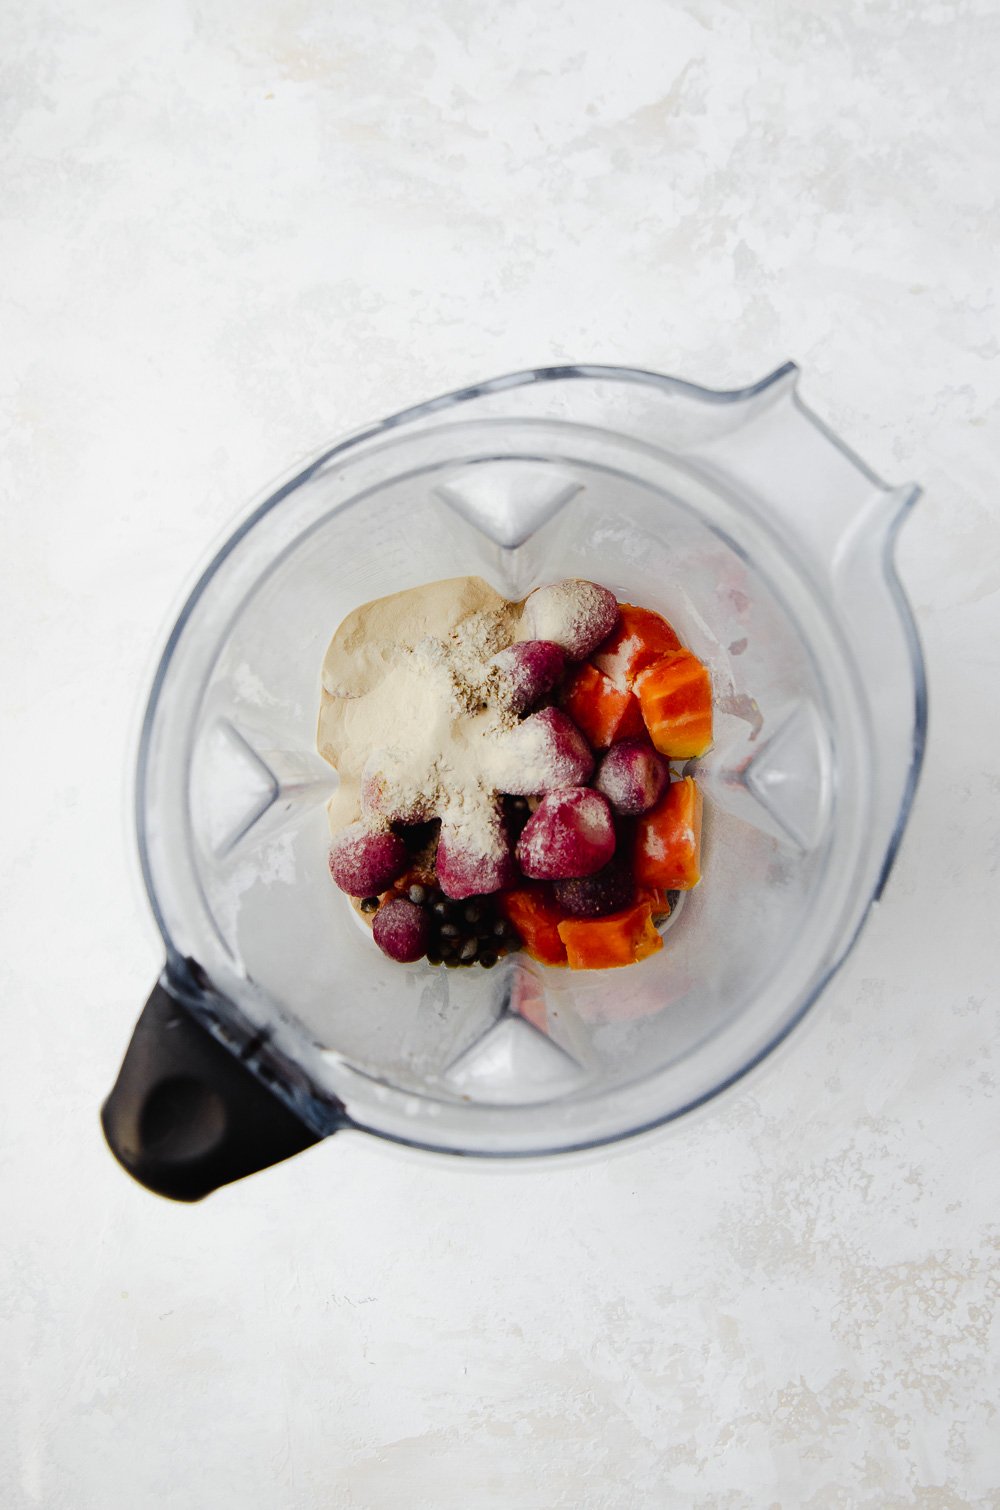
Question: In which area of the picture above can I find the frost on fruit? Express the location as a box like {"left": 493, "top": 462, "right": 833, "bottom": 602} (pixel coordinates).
{"left": 372, "top": 897, "right": 431, "bottom": 962}
{"left": 515, "top": 789, "right": 616, "bottom": 879}
{"left": 361, "top": 753, "right": 437, "bottom": 825}
{"left": 436, "top": 808, "right": 518, "bottom": 899}
{"left": 328, "top": 822, "right": 409, "bottom": 896}
{"left": 493, "top": 707, "right": 594, "bottom": 795}
{"left": 521, "top": 580, "right": 619, "bottom": 659}
{"left": 594, "top": 739, "right": 669, "bottom": 816}
{"left": 490, "top": 640, "right": 566, "bottom": 714}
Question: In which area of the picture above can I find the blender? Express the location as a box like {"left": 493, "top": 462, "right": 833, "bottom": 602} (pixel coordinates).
{"left": 101, "top": 363, "right": 926, "bottom": 1198}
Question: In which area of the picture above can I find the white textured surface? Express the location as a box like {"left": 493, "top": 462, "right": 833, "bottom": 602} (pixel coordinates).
{"left": 2, "top": 0, "right": 999, "bottom": 1505}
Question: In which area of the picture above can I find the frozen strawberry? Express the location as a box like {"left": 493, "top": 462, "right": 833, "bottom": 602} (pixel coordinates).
{"left": 372, "top": 897, "right": 431, "bottom": 962}
{"left": 594, "top": 739, "right": 669, "bottom": 816}
{"left": 521, "top": 580, "right": 619, "bottom": 659}
{"left": 436, "top": 811, "right": 518, "bottom": 899}
{"left": 489, "top": 639, "right": 566, "bottom": 715}
{"left": 515, "top": 789, "right": 616, "bottom": 879}
{"left": 552, "top": 856, "right": 636, "bottom": 917}
{"left": 329, "top": 823, "right": 409, "bottom": 896}
{"left": 361, "top": 756, "right": 437, "bottom": 825}
{"left": 495, "top": 707, "right": 594, "bottom": 795}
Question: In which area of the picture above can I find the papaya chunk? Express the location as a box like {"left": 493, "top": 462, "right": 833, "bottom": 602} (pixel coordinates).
{"left": 562, "top": 663, "right": 644, "bottom": 749}
{"left": 634, "top": 776, "right": 703, "bottom": 890}
{"left": 558, "top": 900, "right": 663, "bottom": 970}
{"left": 636, "top": 649, "right": 713, "bottom": 759}
{"left": 592, "top": 604, "right": 682, "bottom": 689}
{"left": 499, "top": 887, "right": 568, "bottom": 966}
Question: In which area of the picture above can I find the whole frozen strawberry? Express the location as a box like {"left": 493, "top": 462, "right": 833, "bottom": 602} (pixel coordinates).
{"left": 494, "top": 707, "right": 594, "bottom": 796}
{"left": 521, "top": 580, "right": 619, "bottom": 659}
{"left": 515, "top": 788, "right": 616, "bottom": 879}
{"left": 329, "top": 823, "right": 409, "bottom": 896}
{"left": 436, "top": 809, "right": 518, "bottom": 899}
{"left": 489, "top": 640, "right": 565, "bottom": 715}
{"left": 372, "top": 898, "right": 431, "bottom": 962}
{"left": 595, "top": 739, "right": 669, "bottom": 816}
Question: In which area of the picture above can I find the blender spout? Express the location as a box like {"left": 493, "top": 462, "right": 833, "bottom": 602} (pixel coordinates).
{"left": 685, "top": 371, "right": 921, "bottom": 572}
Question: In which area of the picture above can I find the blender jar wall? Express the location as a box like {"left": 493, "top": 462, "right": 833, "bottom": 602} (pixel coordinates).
{"left": 128, "top": 366, "right": 923, "bottom": 1163}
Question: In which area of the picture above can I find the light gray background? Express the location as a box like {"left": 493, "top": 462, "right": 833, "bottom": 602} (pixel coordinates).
{"left": 2, "top": 1, "right": 998, "bottom": 1506}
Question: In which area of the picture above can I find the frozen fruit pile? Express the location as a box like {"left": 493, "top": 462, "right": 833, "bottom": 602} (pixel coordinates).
{"left": 327, "top": 580, "right": 711, "bottom": 971}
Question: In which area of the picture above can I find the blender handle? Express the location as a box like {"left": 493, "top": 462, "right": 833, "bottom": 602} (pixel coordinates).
{"left": 101, "top": 977, "right": 322, "bottom": 1201}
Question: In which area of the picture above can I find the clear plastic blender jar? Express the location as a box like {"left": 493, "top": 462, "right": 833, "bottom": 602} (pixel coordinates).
{"left": 102, "top": 363, "right": 926, "bottom": 1199}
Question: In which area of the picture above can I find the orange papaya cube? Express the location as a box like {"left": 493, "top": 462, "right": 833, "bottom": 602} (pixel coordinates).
{"left": 592, "top": 604, "right": 683, "bottom": 690}
{"left": 636, "top": 649, "right": 713, "bottom": 758}
{"left": 558, "top": 900, "right": 663, "bottom": 970}
{"left": 634, "top": 776, "right": 703, "bottom": 890}
{"left": 562, "top": 663, "right": 643, "bottom": 749}
{"left": 499, "top": 887, "right": 568, "bottom": 967}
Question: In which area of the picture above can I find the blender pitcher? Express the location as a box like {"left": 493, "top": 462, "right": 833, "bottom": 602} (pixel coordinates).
{"left": 102, "top": 363, "right": 926, "bottom": 1199}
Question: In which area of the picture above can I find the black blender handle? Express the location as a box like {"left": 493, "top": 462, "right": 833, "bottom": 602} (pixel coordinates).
{"left": 101, "top": 976, "right": 322, "bottom": 1201}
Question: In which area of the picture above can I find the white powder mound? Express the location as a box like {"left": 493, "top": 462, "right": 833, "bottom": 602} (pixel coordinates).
{"left": 318, "top": 578, "right": 524, "bottom": 858}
